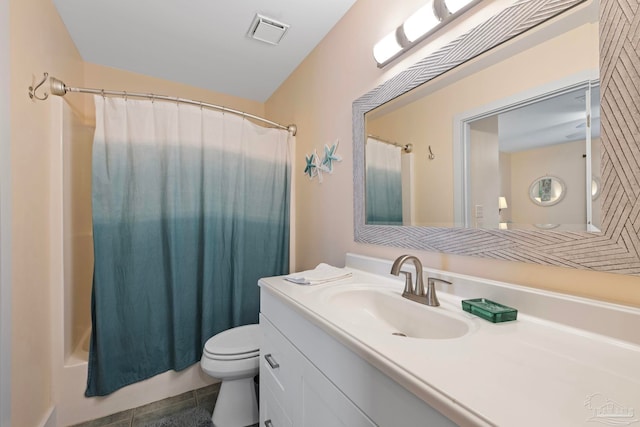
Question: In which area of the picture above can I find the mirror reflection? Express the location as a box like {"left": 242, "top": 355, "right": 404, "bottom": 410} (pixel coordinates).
{"left": 365, "top": 136, "right": 412, "bottom": 225}
{"left": 466, "top": 84, "right": 600, "bottom": 230}
{"left": 364, "top": 3, "right": 599, "bottom": 231}
{"left": 529, "top": 176, "right": 566, "bottom": 207}
{"left": 592, "top": 176, "right": 601, "bottom": 200}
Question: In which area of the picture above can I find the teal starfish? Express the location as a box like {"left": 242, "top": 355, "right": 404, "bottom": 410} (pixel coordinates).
{"left": 321, "top": 142, "right": 342, "bottom": 172}
{"left": 304, "top": 153, "right": 317, "bottom": 178}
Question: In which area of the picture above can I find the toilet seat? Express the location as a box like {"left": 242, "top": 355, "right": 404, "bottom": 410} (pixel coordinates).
{"left": 203, "top": 324, "right": 260, "bottom": 361}
{"left": 203, "top": 349, "right": 259, "bottom": 361}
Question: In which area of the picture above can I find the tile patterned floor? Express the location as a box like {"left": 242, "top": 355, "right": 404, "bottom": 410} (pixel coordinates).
{"left": 70, "top": 383, "right": 222, "bottom": 427}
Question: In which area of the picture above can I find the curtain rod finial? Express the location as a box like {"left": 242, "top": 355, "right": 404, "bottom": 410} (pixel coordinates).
{"left": 49, "top": 76, "right": 67, "bottom": 97}
{"left": 288, "top": 124, "right": 297, "bottom": 136}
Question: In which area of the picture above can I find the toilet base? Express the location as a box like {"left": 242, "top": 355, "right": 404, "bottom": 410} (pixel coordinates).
{"left": 212, "top": 376, "right": 259, "bottom": 427}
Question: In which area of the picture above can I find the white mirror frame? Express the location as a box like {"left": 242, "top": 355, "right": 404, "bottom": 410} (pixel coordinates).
{"left": 353, "top": 0, "right": 640, "bottom": 275}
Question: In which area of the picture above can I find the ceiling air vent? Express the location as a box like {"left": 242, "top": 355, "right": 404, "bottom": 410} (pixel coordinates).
{"left": 248, "top": 14, "right": 289, "bottom": 45}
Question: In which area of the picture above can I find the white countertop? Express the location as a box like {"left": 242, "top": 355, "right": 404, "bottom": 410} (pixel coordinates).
{"left": 259, "top": 254, "right": 640, "bottom": 427}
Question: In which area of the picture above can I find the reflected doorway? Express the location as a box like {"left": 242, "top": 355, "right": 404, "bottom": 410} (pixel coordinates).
{"left": 463, "top": 81, "right": 601, "bottom": 231}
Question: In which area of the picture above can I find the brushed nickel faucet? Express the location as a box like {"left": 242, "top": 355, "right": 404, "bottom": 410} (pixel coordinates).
{"left": 390, "top": 255, "right": 451, "bottom": 306}
{"left": 390, "top": 255, "right": 424, "bottom": 302}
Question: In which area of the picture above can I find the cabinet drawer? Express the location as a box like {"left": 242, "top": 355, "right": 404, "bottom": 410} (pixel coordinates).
{"left": 260, "top": 314, "right": 300, "bottom": 410}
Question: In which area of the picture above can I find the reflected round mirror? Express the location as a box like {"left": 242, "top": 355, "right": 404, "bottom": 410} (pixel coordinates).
{"left": 528, "top": 176, "right": 566, "bottom": 206}
{"left": 592, "top": 176, "right": 601, "bottom": 200}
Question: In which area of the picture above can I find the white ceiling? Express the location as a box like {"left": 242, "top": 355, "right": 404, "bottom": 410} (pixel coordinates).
{"left": 498, "top": 85, "right": 601, "bottom": 153}
{"left": 52, "top": 0, "right": 357, "bottom": 102}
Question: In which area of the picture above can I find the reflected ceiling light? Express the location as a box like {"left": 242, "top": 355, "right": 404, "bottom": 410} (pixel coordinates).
{"left": 443, "top": 0, "right": 474, "bottom": 14}
{"left": 373, "top": 0, "right": 479, "bottom": 68}
{"left": 373, "top": 30, "right": 403, "bottom": 65}
{"left": 402, "top": 2, "right": 441, "bottom": 43}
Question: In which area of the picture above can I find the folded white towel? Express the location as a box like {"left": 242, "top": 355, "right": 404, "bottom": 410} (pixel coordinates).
{"left": 285, "top": 263, "right": 352, "bottom": 285}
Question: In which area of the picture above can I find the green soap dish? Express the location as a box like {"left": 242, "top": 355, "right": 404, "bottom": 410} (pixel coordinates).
{"left": 461, "top": 298, "right": 517, "bottom": 323}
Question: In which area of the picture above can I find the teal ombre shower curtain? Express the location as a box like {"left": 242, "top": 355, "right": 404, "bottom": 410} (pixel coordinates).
{"left": 87, "top": 96, "right": 291, "bottom": 396}
{"left": 365, "top": 138, "right": 403, "bottom": 225}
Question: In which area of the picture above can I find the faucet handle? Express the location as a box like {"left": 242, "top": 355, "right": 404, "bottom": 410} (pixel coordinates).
{"left": 399, "top": 271, "right": 413, "bottom": 295}
{"left": 425, "top": 278, "right": 452, "bottom": 307}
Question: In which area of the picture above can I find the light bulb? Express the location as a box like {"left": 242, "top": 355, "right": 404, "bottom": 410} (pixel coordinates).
{"left": 373, "top": 30, "right": 402, "bottom": 65}
{"left": 402, "top": 2, "right": 441, "bottom": 43}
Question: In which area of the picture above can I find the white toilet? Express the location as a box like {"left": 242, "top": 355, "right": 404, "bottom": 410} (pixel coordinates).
{"left": 200, "top": 324, "right": 260, "bottom": 427}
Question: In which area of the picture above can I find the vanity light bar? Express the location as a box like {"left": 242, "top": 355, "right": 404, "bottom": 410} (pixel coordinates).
{"left": 373, "top": 0, "right": 478, "bottom": 68}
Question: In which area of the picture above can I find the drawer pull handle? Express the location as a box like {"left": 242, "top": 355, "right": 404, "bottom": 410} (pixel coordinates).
{"left": 265, "top": 420, "right": 274, "bottom": 427}
{"left": 264, "top": 353, "right": 280, "bottom": 369}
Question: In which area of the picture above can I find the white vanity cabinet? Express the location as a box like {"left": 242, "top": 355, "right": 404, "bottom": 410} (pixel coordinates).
{"left": 259, "top": 287, "right": 458, "bottom": 427}
{"left": 260, "top": 314, "right": 375, "bottom": 427}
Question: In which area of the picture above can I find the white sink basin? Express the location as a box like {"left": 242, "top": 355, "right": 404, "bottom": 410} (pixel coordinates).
{"left": 324, "top": 287, "right": 472, "bottom": 339}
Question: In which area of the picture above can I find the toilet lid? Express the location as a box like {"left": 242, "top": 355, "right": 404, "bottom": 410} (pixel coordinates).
{"left": 204, "top": 324, "right": 260, "bottom": 356}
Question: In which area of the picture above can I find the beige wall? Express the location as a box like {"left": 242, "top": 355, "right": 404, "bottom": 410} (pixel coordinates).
{"left": 10, "top": 0, "right": 85, "bottom": 425}
{"left": 60, "top": 101, "right": 94, "bottom": 361}
{"left": 266, "top": 0, "right": 640, "bottom": 308}
{"left": 1, "top": 0, "right": 12, "bottom": 424}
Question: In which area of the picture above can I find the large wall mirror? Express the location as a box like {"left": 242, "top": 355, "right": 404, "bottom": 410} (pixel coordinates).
{"left": 353, "top": 0, "right": 640, "bottom": 275}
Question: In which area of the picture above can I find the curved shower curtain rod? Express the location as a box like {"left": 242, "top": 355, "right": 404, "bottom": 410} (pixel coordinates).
{"left": 366, "top": 134, "right": 412, "bottom": 153}
{"left": 36, "top": 73, "right": 297, "bottom": 136}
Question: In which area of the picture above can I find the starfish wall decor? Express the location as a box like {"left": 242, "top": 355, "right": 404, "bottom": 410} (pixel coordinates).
{"left": 303, "top": 140, "right": 342, "bottom": 183}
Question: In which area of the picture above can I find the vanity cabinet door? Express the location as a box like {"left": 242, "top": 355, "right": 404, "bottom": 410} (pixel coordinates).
{"left": 299, "top": 354, "right": 376, "bottom": 427}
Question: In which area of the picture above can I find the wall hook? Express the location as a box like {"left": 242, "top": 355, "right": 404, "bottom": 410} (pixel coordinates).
{"left": 428, "top": 145, "right": 435, "bottom": 160}
{"left": 28, "top": 72, "right": 49, "bottom": 101}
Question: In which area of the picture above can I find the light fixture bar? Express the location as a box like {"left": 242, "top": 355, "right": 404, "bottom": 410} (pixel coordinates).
{"left": 373, "top": 0, "right": 481, "bottom": 68}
